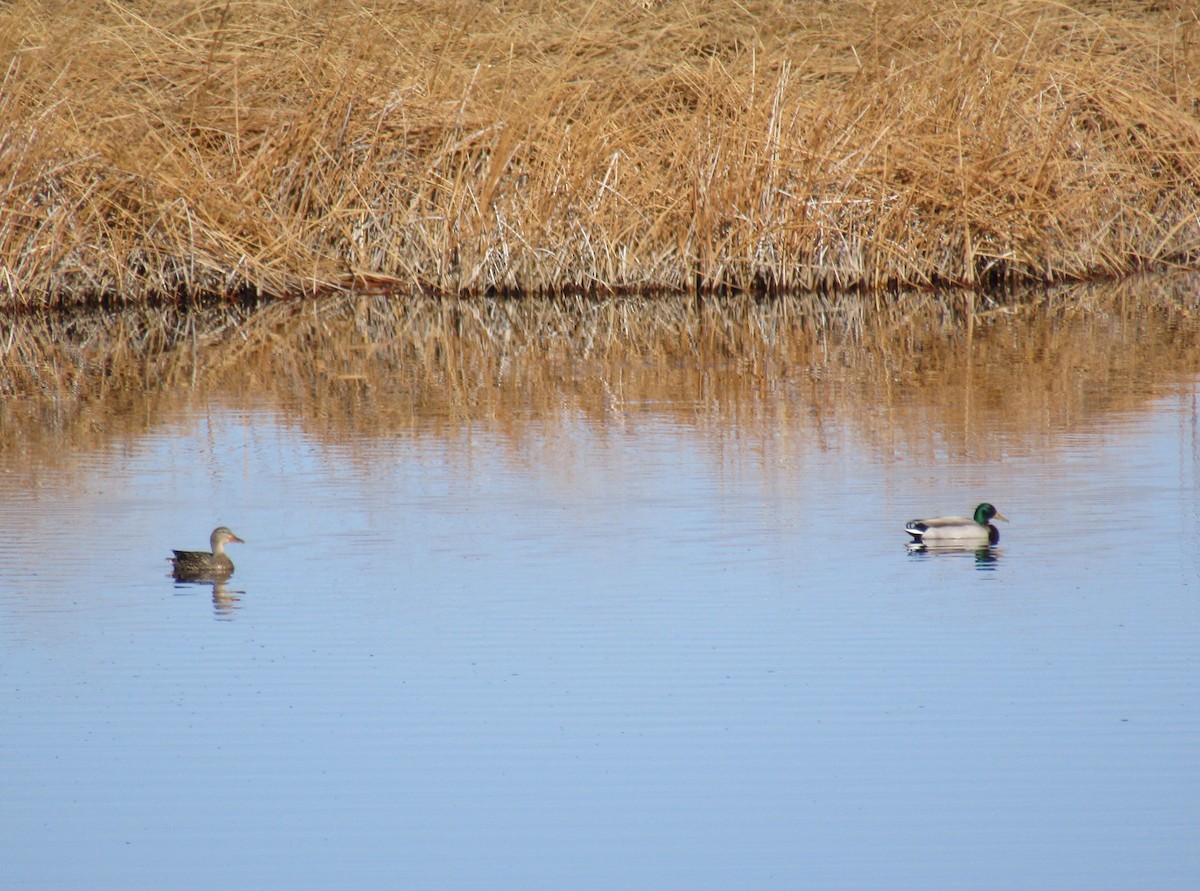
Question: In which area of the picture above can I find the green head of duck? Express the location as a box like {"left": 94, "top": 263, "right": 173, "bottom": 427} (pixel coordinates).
{"left": 974, "top": 503, "right": 1008, "bottom": 525}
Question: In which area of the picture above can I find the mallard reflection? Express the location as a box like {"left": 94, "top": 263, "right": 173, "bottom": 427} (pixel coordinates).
{"left": 172, "top": 578, "right": 245, "bottom": 618}
{"left": 906, "top": 540, "right": 1001, "bottom": 569}
{"left": 210, "top": 580, "right": 243, "bottom": 618}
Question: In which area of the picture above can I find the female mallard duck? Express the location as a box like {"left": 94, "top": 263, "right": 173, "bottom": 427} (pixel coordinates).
{"left": 905, "top": 503, "right": 1007, "bottom": 545}
{"left": 170, "top": 526, "right": 244, "bottom": 580}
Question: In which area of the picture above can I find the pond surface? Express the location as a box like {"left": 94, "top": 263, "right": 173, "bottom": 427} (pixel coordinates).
{"left": 1, "top": 289, "right": 1199, "bottom": 889}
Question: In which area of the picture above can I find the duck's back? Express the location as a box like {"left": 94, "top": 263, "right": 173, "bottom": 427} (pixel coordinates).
{"left": 171, "top": 549, "right": 234, "bottom": 577}
{"left": 906, "top": 517, "right": 996, "bottom": 543}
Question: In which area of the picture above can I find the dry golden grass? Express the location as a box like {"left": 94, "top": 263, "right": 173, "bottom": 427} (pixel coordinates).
{"left": 0, "top": 1, "right": 1198, "bottom": 308}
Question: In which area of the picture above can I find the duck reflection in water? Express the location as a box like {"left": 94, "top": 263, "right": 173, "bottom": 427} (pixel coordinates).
{"left": 172, "top": 577, "right": 245, "bottom": 618}
{"left": 906, "top": 540, "right": 1001, "bottom": 569}
{"left": 210, "top": 580, "right": 243, "bottom": 618}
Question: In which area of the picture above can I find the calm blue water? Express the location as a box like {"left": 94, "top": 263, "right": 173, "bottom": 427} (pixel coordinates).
{"left": 2, "top": 378, "right": 1198, "bottom": 889}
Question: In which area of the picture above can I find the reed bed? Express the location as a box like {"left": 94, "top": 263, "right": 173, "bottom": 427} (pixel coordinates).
{"left": 0, "top": 1, "right": 1198, "bottom": 308}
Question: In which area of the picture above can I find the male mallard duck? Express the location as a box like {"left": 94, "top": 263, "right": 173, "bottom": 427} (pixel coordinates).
{"left": 905, "top": 503, "right": 1007, "bottom": 545}
{"left": 170, "top": 526, "right": 244, "bottom": 580}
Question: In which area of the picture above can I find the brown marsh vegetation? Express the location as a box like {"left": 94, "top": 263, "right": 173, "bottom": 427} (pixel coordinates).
{"left": 1, "top": 1, "right": 1199, "bottom": 308}
{"left": 3, "top": 274, "right": 1199, "bottom": 468}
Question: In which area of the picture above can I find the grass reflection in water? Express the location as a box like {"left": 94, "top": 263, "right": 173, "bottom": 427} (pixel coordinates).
{"left": 3, "top": 273, "right": 1199, "bottom": 472}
